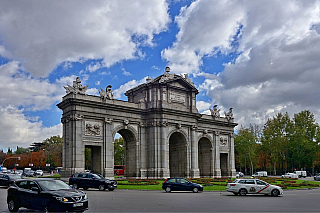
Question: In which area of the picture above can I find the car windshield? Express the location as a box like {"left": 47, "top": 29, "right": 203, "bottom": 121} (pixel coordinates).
{"left": 38, "top": 180, "right": 72, "bottom": 191}
{"left": 92, "top": 173, "right": 104, "bottom": 180}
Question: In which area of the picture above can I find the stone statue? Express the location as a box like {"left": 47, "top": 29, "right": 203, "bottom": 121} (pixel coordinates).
{"left": 225, "top": 108, "right": 234, "bottom": 121}
{"left": 209, "top": 105, "right": 220, "bottom": 118}
{"left": 99, "top": 85, "right": 114, "bottom": 100}
{"left": 63, "top": 77, "right": 88, "bottom": 95}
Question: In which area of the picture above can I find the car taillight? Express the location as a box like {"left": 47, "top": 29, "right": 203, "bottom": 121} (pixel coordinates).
{"left": 163, "top": 179, "right": 168, "bottom": 184}
{"left": 230, "top": 184, "right": 236, "bottom": 186}
{"left": 69, "top": 175, "right": 72, "bottom": 182}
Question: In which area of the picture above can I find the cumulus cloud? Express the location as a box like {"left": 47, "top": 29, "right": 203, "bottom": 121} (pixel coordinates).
{"left": 0, "top": 106, "right": 62, "bottom": 150}
{"left": 113, "top": 77, "right": 148, "bottom": 99}
{"left": 0, "top": 0, "right": 170, "bottom": 78}
{"left": 163, "top": 0, "right": 320, "bottom": 127}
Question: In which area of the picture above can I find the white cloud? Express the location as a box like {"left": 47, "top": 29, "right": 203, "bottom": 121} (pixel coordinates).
{"left": 0, "top": 0, "right": 170, "bottom": 78}
{"left": 196, "top": 101, "right": 211, "bottom": 112}
{"left": 113, "top": 77, "right": 148, "bottom": 99}
{"left": 164, "top": 0, "right": 320, "bottom": 127}
{"left": 122, "top": 68, "right": 132, "bottom": 76}
{"left": 0, "top": 106, "right": 62, "bottom": 151}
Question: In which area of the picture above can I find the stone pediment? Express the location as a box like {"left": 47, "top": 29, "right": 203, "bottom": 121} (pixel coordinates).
{"left": 125, "top": 67, "right": 198, "bottom": 95}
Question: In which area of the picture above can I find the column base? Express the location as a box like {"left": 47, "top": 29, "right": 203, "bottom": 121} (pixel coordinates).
{"left": 190, "top": 169, "right": 200, "bottom": 178}
{"left": 104, "top": 167, "right": 114, "bottom": 179}
{"left": 214, "top": 169, "right": 221, "bottom": 178}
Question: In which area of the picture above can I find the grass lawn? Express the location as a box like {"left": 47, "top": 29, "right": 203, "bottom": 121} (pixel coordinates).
{"left": 116, "top": 177, "right": 320, "bottom": 191}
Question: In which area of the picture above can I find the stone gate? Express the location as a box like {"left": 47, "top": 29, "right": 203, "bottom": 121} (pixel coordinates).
{"left": 57, "top": 67, "right": 237, "bottom": 179}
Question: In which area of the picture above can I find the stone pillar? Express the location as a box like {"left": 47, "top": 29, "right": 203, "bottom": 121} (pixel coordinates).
{"left": 139, "top": 123, "right": 147, "bottom": 178}
{"left": 229, "top": 133, "right": 236, "bottom": 177}
{"left": 214, "top": 131, "right": 221, "bottom": 178}
{"left": 160, "top": 122, "right": 170, "bottom": 178}
{"left": 190, "top": 126, "right": 200, "bottom": 178}
{"left": 104, "top": 118, "right": 114, "bottom": 179}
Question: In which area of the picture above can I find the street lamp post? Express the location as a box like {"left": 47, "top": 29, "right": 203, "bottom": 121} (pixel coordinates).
{"left": 121, "top": 154, "right": 124, "bottom": 166}
{"left": 1, "top": 157, "right": 21, "bottom": 167}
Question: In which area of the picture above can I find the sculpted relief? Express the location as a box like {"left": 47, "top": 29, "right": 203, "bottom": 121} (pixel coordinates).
{"left": 85, "top": 121, "right": 102, "bottom": 136}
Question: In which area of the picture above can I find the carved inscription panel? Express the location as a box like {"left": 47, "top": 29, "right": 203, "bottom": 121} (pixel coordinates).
{"left": 169, "top": 91, "right": 185, "bottom": 103}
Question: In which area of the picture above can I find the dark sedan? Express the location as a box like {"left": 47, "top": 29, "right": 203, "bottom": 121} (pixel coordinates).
{"left": 7, "top": 178, "right": 88, "bottom": 212}
{"left": 162, "top": 177, "right": 203, "bottom": 193}
{"left": 69, "top": 172, "right": 117, "bottom": 191}
{"left": 0, "top": 174, "right": 22, "bottom": 187}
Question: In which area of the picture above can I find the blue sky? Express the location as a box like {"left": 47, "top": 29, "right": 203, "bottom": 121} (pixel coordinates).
{"left": 1, "top": 0, "right": 320, "bottom": 152}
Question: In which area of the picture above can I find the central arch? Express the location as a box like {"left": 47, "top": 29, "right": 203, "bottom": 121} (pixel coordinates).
{"left": 169, "top": 132, "right": 187, "bottom": 177}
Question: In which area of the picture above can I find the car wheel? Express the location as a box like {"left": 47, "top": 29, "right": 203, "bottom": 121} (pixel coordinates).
{"left": 44, "top": 205, "right": 57, "bottom": 213}
{"left": 239, "top": 189, "right": 247, "bottom": 196}
{"left": 192, "top": 187, "right": 199, "bottom": 193}
{"left": 108, "top": 188, "right": 115, "bottom": 191}
{"left": 271, "top": 189, "right": 280, "bottom": 197}
{"left": 165, "top": 186, "right": 171, "bottom": 192}
{"left": 298, "top": 175, "right": 302, "bottom": 178}
{"left": 99, "top": 184, "right": 105, "bottom": 191}
{"left": 8, "top": 198, "right": 19, "bottom": 212}
{"left": 83, "top": 187, "right": 88, "bottom": 190}
{"left": 73, "top": 183, "right": 78, "bottom": 189}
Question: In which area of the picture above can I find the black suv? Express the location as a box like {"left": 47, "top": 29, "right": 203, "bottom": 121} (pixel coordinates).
{"left": 7, "top": 178, "right": 88, "bottom": 212}
{"left": 69, "top": 172, "right": 117, "bottom": 191}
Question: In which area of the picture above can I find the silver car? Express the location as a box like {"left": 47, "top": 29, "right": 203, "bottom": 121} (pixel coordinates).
{"left": 226, "top": 178, "right": 283, "bottom": 196}
{"left": 314, "top": 174, "right": 320, "bottom": 181}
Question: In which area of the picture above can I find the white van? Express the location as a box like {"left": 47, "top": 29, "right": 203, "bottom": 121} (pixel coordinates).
{"left": 0, "top": 167, "right": 8, "bottom": 173}
{"left": 293, "top": 171, "right": 307, "bottom": 178}
{"left": 252, "top": 171, "right": 268, "bottom": 177}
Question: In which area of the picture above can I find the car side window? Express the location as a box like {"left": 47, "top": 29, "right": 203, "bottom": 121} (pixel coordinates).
{"left": 167, "top": 179, "right": 176, "bottom": 183}
{"left": 16, "top": 180, "right": 28, "bottom": 189}
{"left": 29, "top": 181, "right": 39, "bottom": 190}
{"left": 238, "top": 180, "right": 246, "bottom": 184}
{"left": 73, "top": 173, "right": 79, "bottom": 178}
{"left": 180, "top": 179, "right": 188, "bottom": 184}
{"left": 245, "top": 180, "right": 255, "bottom": 184}
{"left": 256, "top": 180, "right": 267, "bottom": 185}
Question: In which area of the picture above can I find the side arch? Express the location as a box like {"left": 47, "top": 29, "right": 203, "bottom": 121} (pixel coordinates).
{"left": 198, "top": 135, "right": 214, "bottom": 177}
{"left": 112, "top": 125, "right": 139, "bottom": 177}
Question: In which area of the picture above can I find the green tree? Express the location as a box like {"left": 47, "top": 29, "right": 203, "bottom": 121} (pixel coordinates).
{"left": 290, "top": 110, "right": 319, "bottom": 171}
{"left": 114, "top": 137, "right": 125, "bottom": 165}
{"left": 235, "top": 125, "right": 259, "bottom": 175}
{"left": 14, "top": 146, "right": 28, "bottom": 154}
{"left": 261, "top": 112, "right": 293, "bottom": 175}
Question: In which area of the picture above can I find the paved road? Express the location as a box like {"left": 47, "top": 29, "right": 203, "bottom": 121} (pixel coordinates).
{"left": 1, "top": 186, "right": 320, "bottom": 212}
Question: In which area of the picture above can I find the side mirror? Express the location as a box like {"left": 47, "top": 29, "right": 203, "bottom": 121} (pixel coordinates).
{"left": 31, "top": 187, "right": 39, "bottom": 192}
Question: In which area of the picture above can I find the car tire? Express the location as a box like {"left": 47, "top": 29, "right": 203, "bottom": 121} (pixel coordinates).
{"left": 239, "top": 189, "right": 247, "bottom": 196}
{"left": 165, "top": 186, "right": 171, "bottom": 192}
{"left": 193, "top": 187, "right": 199, "bottom": 193}
{"left": 73, "top": 183, "right": 78, "bottom": 189}
{"left": 108, "top": 188, "right": 115, "bottom": 191}
{"left": 8, "top": 198, "right": 19, "bottom": 212}
{"left": 298, "top": 175, "right": 301, "bottom": 178}
{"left": 44, "top": 205, "right": 57, "bottom": 213}
{"left": 83, "top": 187, "right": 88, "bottom": 190}
{"left": 271, "top": 189, "right": 280, "bottom": 197}
{"left": 99, "top": 184, "right": 105, "bottom": 191}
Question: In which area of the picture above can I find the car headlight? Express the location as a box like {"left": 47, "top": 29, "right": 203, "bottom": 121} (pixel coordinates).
{"left": 55, "top": 196, "right": 69, "bottom": 202}
{"left": 83, "top": 194, "right": 88, "bottom": 200}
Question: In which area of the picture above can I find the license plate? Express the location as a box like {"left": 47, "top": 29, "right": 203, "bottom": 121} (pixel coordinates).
{"left": 73, "top": 203, "right": 83, "bottom": 207}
